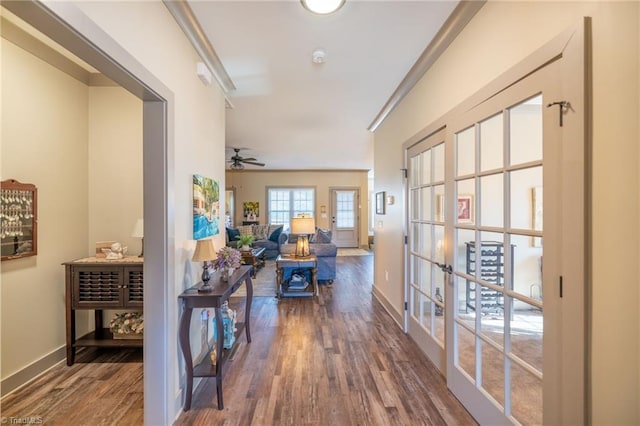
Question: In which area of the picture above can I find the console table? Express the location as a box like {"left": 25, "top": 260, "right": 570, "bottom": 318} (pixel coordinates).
{"left": 178, "top": 265, "right": 253, "bottom": 411}
{"left": 63, "top": 256, "right": 143, "bottom": 366}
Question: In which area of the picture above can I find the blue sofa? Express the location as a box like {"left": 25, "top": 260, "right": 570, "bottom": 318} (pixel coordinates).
{"left": 280, "top": 229, "right": 337, "bottom": 283}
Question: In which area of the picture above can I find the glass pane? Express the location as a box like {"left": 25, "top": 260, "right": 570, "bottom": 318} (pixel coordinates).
{"left": 480, "top": 113, "right": 504, "bottom": 172}
{"left": 456, "top": 126, "right": 475, "bottom": 177}
{"left": 481, "top": 341, "right": 505, "bottom": 408}
{"left": 433, "top": 142, "right": 445, "bottom": 182}
{"left": 410, "top": 188, "right": 419, "bottom": 221}
{"left": 509, "top": 299, "right": 543, "bottom": 373}
{"left": 456, "top": 179, "right": 475, "bottom": 225}
{"left": 480, "top": 289, "right": 505, "bottom": 346}
{"left": 510, "top": 166, "right": 542, "bottom": 230}
{"left": 434, "top": 311, "right": 445, "bottom": 346}
{"left": 411, "top": 286, "right": 420, "bottom": 319}
{"left": 456, "top": 323, "right": 476, "bottom": 381}
{"left": 411, "top": 223, "right": 420, "bottom": 254}
{"left": 420, "top": 187, "right": 431, "bottom": 221}
{"left": 421, "top": 292, "right": 432, "bottom": 332}
{"left": 421, "top": 258, "right": 432, "bottom": 296}
{"left": 433, "top": 225, "right": 444, "bottom": 264}
{"left": 511, "top": 234, "right": 541, "bottom": 299}
{"left": 336, "top": 191, "right": 355, "bottom": 228}
{"left": 511, "top": 361, "right": 542, "bottom": 425}
{"left": 434, "top": 185, "right": 445, "bottom": 222}
{"left": 480, "top": 173, "right": 503, "bottom": 227}
{"left": 510, "top": 95, "right": 542, "bottom": 166}
{"left": 421, "top": 150, "right": 431, "bottom": 185}
{"left": 410, "top": 155, "right": 420, "bottom": 187}
{"left": 457, "top": 278, "right": 476, "bottom": 330}
{"left": 420, "top": 223, "right": 432, "bottom": 259}
{"left": 455, "top": 228, "right": 475, "bottom": 275}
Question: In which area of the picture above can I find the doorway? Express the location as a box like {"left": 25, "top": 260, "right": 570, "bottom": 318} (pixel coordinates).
{"left": 329, "top": 187, "right": 360, "bottom": 248}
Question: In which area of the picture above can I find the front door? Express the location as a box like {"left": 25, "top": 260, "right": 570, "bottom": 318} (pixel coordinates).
{"left": 330, "top": 188, "right": 359, "bottom": 248}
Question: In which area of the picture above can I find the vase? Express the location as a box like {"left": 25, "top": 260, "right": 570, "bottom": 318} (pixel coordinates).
{"left": 222, "top": 267, "right": 234, "bottom": 282}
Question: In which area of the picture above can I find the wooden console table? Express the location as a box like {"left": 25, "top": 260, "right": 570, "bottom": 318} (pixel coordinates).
{"left": 63, "top": 256, "right": 143, "bottom": 366}
{"left": 178, "top": 265, "right": 253, "bottom": 411}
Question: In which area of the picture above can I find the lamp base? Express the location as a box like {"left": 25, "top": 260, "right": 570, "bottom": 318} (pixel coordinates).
{"left": 139, "top": 237, "right": 144, "bottom": 258}
{"left": 295, "top": 235, "right": 311, "bottom": 258}
{"left": 198, "top": 280, "right": 213, "bottom": 293}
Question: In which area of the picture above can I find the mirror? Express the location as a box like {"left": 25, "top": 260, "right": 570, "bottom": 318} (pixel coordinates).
{"left": 225, "top": 188, "right": 235, "bottom": 227}
{"left": 1, "top": 179, "right": 38, "bottom": 261}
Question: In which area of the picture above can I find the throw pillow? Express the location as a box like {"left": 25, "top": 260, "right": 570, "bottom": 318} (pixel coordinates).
{"left": 253, "top": 224, "right": 270, "bottom": 240}
{"left": 268, "top": 225, "right": 284, "bottom": 242}
{"left": 238, "top": 225, "right": 253, "bottom": 237}
{"left": 314, "top": 228, "right": 332, "bottom": 243}
{"left": 226, "top": 227, "right": 241, "bottom": 242}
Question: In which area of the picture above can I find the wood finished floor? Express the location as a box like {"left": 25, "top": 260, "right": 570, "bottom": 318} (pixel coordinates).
{"left": 1, "top": 255, "right": 476, "bottom": 425}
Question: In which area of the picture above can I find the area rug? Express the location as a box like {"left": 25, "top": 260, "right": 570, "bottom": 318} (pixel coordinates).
{"left": 336, "top": 248, "right": 373, "bottom": 256}
{"left": 233, "top": 261, "right": 278, "bottom": 297}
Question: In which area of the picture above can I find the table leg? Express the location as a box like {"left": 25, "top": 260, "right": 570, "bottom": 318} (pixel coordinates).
{"left": 252, "top": 257, "right": 258, "bottom": 278}
{"left": 276, "top": 264, "right": 283, "bottom": 298}
{"left": 178, "top": 304, "right": 194, "bottom": 411}
{"left": 214, "top": 307, "right": 224, "bottom": 410}
{"left": 245, "top": 276, "right": 253, "bottom": 343}
{"left": 312, "top": 265, "right": 318, "bottom": 296}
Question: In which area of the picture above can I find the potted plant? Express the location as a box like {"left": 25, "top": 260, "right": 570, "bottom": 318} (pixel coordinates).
{"left": 236, "top": 234, "right": 254, "bottom": 251}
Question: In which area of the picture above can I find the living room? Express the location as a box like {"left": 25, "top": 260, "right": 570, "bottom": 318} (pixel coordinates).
{"left": 1, "top": 1, "right": 639, "bottom": 425}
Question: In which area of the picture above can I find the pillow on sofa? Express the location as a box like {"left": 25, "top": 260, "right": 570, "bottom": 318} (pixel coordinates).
{"left": 313, "top": 228, "right": 332, "bottom": 243}
{"left": 226, "top": 227, "right": 241, "bottom": 242}
{"left": 238, "top": 225, "right": 253, "bottom": 237}
{"left": 268, "top": 225, "right": 284, "bottom": 242}
{"left": 253, "top": 224, "right": 270, "bottom": 240}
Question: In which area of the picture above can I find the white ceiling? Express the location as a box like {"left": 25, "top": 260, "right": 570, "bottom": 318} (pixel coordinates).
{"left": 188, "top": 0, "right": 459, "bottom": 171}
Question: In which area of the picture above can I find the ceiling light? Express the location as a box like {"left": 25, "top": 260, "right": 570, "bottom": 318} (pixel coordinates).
{"left": 230, "top": 162, "right": 244, "bottom": 170}
{"left": 301, "top": 0, "right": 345, "bottom": 15}
{"left": 312, "top": 48, "right": 326, "bottom": 64}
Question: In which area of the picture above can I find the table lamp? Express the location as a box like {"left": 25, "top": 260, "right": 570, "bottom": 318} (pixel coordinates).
{"left": 290, "top": 213, "right": 315, "bottom": 258}
{"left": 131, "top": 218, "right": 144, "bottom": 257}
{"left": 192, "top": 238, "right": 216, "bottom": 293}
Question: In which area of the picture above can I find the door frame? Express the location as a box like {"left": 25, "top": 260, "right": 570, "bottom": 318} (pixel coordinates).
{"left": 4, "top": 2, "right": 175, "bottom": 424}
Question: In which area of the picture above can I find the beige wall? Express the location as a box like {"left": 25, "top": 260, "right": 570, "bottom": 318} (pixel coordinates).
{"left": 227, "top": 169, "right": 370, "bottom": 247}
{"left": 0, "top": 39, "right": 89, "bottom": 385}
{"left": 374, "top": 1, "right": 639, "bottom": 423}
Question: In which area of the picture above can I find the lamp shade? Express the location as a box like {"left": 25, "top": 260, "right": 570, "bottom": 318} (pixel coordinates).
{"left": 290, "top": 214, "right": 315, "bottom": 235}
{"left": 131, "top": 219, "right": 144, "bottom": 238}
{"left": 192, "top": 239, "right": 216, "bottom": 262}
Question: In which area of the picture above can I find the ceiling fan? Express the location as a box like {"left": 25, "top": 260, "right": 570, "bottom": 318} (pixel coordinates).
{"left": 227, "top": 148, "right": 265, "bottom": 170}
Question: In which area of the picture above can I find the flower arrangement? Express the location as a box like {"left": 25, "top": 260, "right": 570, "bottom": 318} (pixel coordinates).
{"left": 110, "top": 312, "right": 143, "bottom": 337}
{"left": 213, "top": 246, "right": 241, "bottom": 271}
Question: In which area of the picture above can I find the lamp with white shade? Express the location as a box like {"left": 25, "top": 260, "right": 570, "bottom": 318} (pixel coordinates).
{"left": 290, "top": 214, "right": 315, "bottom": 258}
{"left": 131, "top": 218, "right": 144, "bottom": 257}
{"left": 192, "top": 239, "right": 216, "bottom": 293}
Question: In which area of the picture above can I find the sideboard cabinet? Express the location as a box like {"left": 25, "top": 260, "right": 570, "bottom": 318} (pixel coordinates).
{"left": 63, "top": 257, "right": 143, "bottom": 365}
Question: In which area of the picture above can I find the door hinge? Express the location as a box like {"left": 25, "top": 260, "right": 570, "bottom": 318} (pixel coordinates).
{"left": 404, "top": 235, "right": 408, "bottom": 245}
{"left": 404, "top": 301, "right": 408, "bottom": 311}
{"left": 401, "top": 168, "right": 408, "bottom": 179}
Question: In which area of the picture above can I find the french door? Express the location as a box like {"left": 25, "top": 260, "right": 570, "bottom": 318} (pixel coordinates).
{"left": 406, "top": 55, "right": 585, "bottom": 424}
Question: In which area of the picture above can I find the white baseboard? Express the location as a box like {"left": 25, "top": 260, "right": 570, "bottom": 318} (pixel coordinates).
{"left": 371, "top": 284, "right": 404, "bottom": 329}
{"left": 1, "top": 345, "right": 67, "bottom": 398}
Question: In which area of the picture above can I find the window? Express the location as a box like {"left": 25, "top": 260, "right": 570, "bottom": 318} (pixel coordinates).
{"left": 267, "top": 187, "right": 315, "bottom": 228}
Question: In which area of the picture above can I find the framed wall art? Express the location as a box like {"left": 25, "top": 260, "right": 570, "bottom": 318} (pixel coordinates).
{"left": 193, "top": 174, "right": 220, "bottom": 239}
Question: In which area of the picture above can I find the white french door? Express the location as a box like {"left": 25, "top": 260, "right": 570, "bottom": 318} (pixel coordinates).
{"left": 406, "top": 128, "right": 447, "bottom": 371}
{"left": 445, "top": 61, "right": 560, "bottom": 425}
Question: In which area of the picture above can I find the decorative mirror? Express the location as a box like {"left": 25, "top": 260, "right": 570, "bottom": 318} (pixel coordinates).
{"left": 1, "top": 179, "right": 38, "bottom": 261}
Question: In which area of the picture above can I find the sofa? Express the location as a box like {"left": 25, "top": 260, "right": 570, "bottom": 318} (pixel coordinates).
{"left": 226, "top": 224, "right": 287, "bottom": 260}
{"left": 280, "top": 228, "right": 337, "bottom": 283}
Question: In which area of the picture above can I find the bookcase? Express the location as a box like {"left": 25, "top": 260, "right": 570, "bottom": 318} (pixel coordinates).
{"left": 465, "top": 241, "right": 514, "bottom": 314}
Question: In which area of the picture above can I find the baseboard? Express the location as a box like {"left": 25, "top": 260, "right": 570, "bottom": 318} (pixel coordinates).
{"left": 371, "top": 284, "right": 403, "bottom": 329}
{"left": 1, "top": 345, "right": 66, "bottom": 398}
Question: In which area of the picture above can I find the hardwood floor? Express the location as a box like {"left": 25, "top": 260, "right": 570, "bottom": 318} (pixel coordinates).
{"left": 1, "top": 255, "right": 476, "bottom": 425}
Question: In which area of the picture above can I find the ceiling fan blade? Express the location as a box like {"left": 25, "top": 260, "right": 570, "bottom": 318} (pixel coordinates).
{"left": 242, "top": 160, "right": 265, "bottom": 166}
{"left": 240, "top": 157, "right": 257, "bottom": 161}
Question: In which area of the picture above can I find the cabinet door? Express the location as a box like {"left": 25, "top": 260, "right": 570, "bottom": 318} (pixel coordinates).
{"left": 124, "top": 265, "right": 144, "bottom": 307}
{"left": 73, "top": 266, "right": 123, "bottom": 308}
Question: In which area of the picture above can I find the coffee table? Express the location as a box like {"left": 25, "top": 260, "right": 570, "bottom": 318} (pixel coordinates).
{"left": 240, "top": 247, "right": 266, "bottom": 278}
